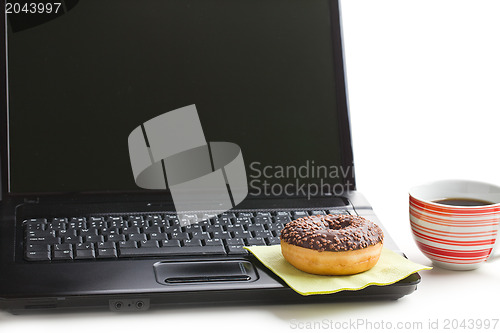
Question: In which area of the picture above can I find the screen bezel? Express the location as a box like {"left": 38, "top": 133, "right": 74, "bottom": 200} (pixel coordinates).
{"left": 0, "top": 0, "right": 355, "bottom": 200}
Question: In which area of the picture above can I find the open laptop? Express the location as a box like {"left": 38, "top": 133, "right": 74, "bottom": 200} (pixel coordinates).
{"left": 0, "top": 0, "right": 420, "bottom": 313}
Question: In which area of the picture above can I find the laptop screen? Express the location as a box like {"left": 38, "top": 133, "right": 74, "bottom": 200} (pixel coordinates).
{"left": 5, "top": 0, "right": 350, "bottom": 197}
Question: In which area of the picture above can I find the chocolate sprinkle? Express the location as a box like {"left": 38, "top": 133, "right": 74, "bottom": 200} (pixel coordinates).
{"left": 280, "top": 214, "right": 384, "bottom": 252}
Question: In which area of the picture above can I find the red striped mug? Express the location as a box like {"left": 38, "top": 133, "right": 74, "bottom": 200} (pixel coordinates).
{"left": 409, "top": 180, "right": 500, "bottom": 270}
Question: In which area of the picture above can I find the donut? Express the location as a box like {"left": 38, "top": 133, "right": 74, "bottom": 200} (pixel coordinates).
{"left": 280, "top": 214, "right": 384, "bottom": 275}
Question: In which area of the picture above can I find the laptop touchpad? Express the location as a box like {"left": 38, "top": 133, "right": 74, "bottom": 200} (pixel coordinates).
{"left": 153, "top": 260, "right": 258, "bottom": 285}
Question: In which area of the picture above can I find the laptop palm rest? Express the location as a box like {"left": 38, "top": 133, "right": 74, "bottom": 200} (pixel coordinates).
{"left": 153, "top": 260, "right": 258, "bottom": 285}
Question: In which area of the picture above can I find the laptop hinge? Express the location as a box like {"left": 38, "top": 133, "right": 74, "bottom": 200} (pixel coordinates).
{"left": 24, "top": 197, "right": 40, "bottom": 204}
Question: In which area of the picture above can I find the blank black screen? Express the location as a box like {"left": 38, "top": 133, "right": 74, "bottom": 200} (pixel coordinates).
{"left": 6, "top": 0, "right": 343, "bottom": 193}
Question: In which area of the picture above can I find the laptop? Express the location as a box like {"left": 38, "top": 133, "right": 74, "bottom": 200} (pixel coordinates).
{"left": 0, "top": 0, "right": 420, "bottom": 313}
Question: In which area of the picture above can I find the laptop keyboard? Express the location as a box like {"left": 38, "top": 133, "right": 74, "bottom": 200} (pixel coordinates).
{"left": 23, "top": 209, "right": 349, "bottom": 261}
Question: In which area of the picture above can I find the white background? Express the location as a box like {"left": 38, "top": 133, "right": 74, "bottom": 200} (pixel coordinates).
{"left": 2, "top": 0, "right": 500, "bottom": 332}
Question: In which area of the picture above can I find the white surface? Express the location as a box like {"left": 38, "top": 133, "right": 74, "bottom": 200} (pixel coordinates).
{"left": 2, "top": 0, "right": 500, "bottom": 332}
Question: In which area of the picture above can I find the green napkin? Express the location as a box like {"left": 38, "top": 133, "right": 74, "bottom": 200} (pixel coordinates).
{"left": 244, "top": 245, "right": 431, "bottom": 296}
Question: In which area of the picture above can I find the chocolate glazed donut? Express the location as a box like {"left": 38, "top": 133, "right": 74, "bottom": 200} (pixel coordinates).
{"left": 280, "top": 214, "right": 384, "bottom": 275}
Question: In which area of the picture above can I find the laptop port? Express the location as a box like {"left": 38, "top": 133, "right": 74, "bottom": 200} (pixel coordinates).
{"left": 110, "top": 299, "right": 150, "bottom": 312}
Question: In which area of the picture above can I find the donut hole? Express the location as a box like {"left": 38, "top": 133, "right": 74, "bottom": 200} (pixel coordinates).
{"left": 326, "top": 218, "right": 352, "bottom": 230}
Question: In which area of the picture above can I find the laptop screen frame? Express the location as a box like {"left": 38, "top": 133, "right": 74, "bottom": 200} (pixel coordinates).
{"left": 0, "top": 0, "right": 355, "bottom": 200}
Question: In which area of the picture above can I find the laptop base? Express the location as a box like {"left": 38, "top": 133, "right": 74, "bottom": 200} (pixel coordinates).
{"left": 0, "top": 191, "right": 420, "bottom": 314}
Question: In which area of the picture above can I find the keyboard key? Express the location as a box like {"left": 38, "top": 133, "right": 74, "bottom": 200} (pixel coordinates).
{"left": 178, "top": 213, "right": 199, "bottom": 222}
{"left": 100, "top": 227, "right": 120, "bottom": 236}
{"left": 165, "top": 217, "right": 179, "bottom": 227}
{"left": 107, "top": 234, "right": 126, "bottom": 242}
{"left": 149, "top": 219, "right": 169, "bottom": 227}
{"left": 204, "top": 239, "right": 223, "bottom": 246}
{"left": 211, "top": 231, "right": 232, "bottom": 239}
{"left": 63, "top": 236, "right": 83, "bottom": 244}
{"left": 53, "top": 250, "right": 73, "bottom": 260}
{"left": 121, "top": 227, "right": 141, "bottom": 235}
{"left": 190, "top": 231, "right": 210, "bottom": 240}
{"left": 220, "top": 212, "right": 236, "bottom": 219}
{"left": 25, "top": 222, "right": 46, "bottom": 231}
{"left": 118, "top": 240, "right": 137, "bottom": 248}
{"left": 148, "top": 233, "right": 168, "bottom": 241}
{"left": 27, "top": 230, "right": 55, "bottom": 238}
{"left": 54, "top": 243, "right": 72, "bottom": 251}
{"left": 51, "top": 217, "right": 68, "bottom": 223}
{"left": 237, "top": 212, "right": 254, "bottom": 218}
{"left": 69, "top": 217, "right": 86, "bottom": 223}
{"left": 160, "top": 240, "right": 181, "bottom": 247}
{"left": 75, "top": 249, "right": 95, "bottom": 259}
{"left": 226, "top": 245, "right": 248, "bottom": 255}
{"left": 201, "top": 213, "right": 217, "bottom": 221}
{"left": 275, "top": 211, "right": 290, "bottom": 217}
{"left": 274, "top": 216, "right": 291, "bottom": 223}
{"left": 97, "top": 241, "right": 116, "bottom": 249}
{"left": 76, "top": 243, "right": 94, "bottom": 251}
{"left": 27, "top": 236, "right": 60, "bottom": 244}
{"left": 145, "top": 214, "right": 163, "bottom": 223}
{"left": 26, "top": 244, "right": 50, "bottom": 252}
{"left": 127, "top": 233, "right": 147, "bottom": 241}
{"left": 253, "top": 216, "right": 272, "bottom": 224}
{"left": 246, "top": 237, "right": 266, "bottom": 246}
{"left": 89, "top": 220, "right": 108, "bottom": 229}
{"left": 235, "top": 217, "right": 252, "bottom": 225}
{"left": 292, "top": 211, "right": 308, "bottom": 219}
{"left": 225, "top": 238, "right": 244, "bottom": 246}
{"left": 106, "top": 216, "right": 123, "bottom": 223}
{"left": 328, "top": 209, "right": 349, "bottom": 215}
{"left": 226, "top": 225, "right": 245, "bottom": 233}
{"left": 26, "top": 251, "right": 50, "bottom": 261}
{"left": 230, "top": 230, "right": 251, "bottom": 239}
{"left": 68, "top": 221, "right": 87, "bottom": 229}
{"left": 310, "top": 210, "right": 326, "bottom": 215}
{"left": 128, "top": 216, "right": 144, "bottom": 223}
{"left": 47, "top": 222, "right": 66, "bottom": 231}
{"left": 256, "top": 212, "right": 271, "bottom": 217}
{"left": 85, "top": 235, "right": 104, "bottom": 243}
{"left": 169, "top": 232, "right": 190, "bottom": 241}
{"left": 143, "top": 226, "right": 162, "bottom": 234}
{"left": 267, "top": 223, "right": 285, "bottom": 231}
{"left": 246, "top": 224, "right": 264, "bottom": 232}
{"left": 182, "top": 224, "right": 203, "bottom": 232}
{"left": 58, "top": 229, "right": 77, "bottom": 238}
{"left": 216, "top": 217, "right": 233, "bottom": 226}
{"left": 97, "top": 248, "right": 118, "bottom": 258}
{"left": 129, "top": 219, "right": 150, "bottom": 227}
{"left": 164, "top": 226, "right": 183, "bottom": 234}
{"left": 252, "top": 230, "right": 273, "bottom": 238}
{"left": 183, "top": 239, "right": 202, "bottom": 247}
{"left": 139, "top": 240, "right": 159, "bottom": 248}
{"left": 128, "top": 216, "right": 147, "bottom": 227}
{"left": 204, "top": 225, "right": 223, "bottom": 233}
{"left": 25, "top": 218, "right": 47, "bottom": 224}
{"left": 272, "top": 229, "right": 282, "bottom": 237}
{"left": 266, "top": 237, "right": 281, "bottom": 245}
{"left": 119, "top": 245, "right": 226, "bottom": 257}
{"left": 109, "top": 220, "right": 128, "bottom": 228}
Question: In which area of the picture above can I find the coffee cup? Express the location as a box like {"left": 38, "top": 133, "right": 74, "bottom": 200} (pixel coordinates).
{"left": 409, "top": 180, "right": 500, "bottom": 270}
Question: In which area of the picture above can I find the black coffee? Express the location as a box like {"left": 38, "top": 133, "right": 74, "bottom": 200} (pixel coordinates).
{"left": 433, "top": 198, "right": 494, "bottom": 206}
